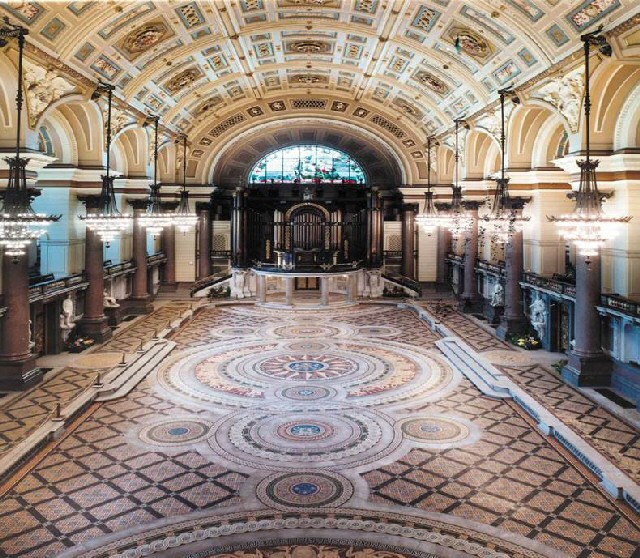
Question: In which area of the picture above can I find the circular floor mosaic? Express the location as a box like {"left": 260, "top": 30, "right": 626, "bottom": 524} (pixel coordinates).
{"left": 276, "top": 385, "right": 336, "bottom": 402}
{"left": 256, "top": 471, "right": 353, "bottom": 510}
{"left": 257, "top": 353, "right": 358, "bottom": 381}
{"left": 139, "top": 419, "right": 211, "bottom": 446}
{"left": 400, "top": 416, "right": 470, "bottom": 445}
{"left": 271, "top": 324, "right": 346, "bottom": 338}
{"left": 213, "top": 408, "right": 399, "bottom": 470}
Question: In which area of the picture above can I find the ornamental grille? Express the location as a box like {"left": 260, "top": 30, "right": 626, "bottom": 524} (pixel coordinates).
{"left": 291, "top": 98, "right": 328, "bottom": 109}
{"left": 371, "top": 114, "right": 405, "bottom": 138}
{"left": 210, "top": 113, "right": 246, "bottom": 137}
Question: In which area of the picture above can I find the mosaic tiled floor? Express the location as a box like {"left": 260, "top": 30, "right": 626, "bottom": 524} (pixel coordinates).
{"left": 420, "top": 301, "right": 640, "bottom": 483}
{"left": 0, "top": 303, "right": 638, "bottom": 558}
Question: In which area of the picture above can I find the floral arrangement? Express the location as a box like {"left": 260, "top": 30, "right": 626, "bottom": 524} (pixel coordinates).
{"left": 67, "top": 337, "right": 95, "bottom": 353}
{"left": 208, "top": 285, "right": 231, "bottom": 299}
{"left": 508, "top": 332, "right": 541, "bottom": 350}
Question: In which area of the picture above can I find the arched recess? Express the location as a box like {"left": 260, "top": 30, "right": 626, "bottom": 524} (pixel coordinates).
{"left": 38, "top": 111, "right": 76, "bottom": 165}
{"left": 584, "top": 60, "right": 640, "bottom": 151}
{"left": 111, "top": 127, "right": 150, "bottom": 178}
{"left": 508, "top": 104, "right": 557, "bottom": 169}
{"left": 436, "top": 146, "right": 455, "bottom": 184}
{"left": 158, "top": 140, "right": 178, "bottom": 184}
{"left": 614, "top": 78, "right": 640, "bottom": 150}
{"left": 41, "top": 99, "right": 104, "bottom": 167}
{"left": 531, "top": 111, "right": 570, "bottom": 168}
{"left": 205, "top": 117, "right": 407, "bottom": 190}
{"left": 465, "top": 129, "right": 499, "bottom": 179}
{"left": 0, "top": 50, "right": 31, "bottom": 149}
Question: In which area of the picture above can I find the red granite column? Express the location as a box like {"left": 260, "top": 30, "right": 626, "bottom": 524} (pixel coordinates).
{"left": 563, "top": 255, "right": 611, "bottom": 386}
{"left": 436, "top": 226, "right": 451, "bottom": 285}
{"left": 198, "top": 203, "right": 211, "bottom": 279}
{"left": 160, "top": 202, "right": 178, "bottom": 290}
{"left": 401, "top": 203, "right": 416, "bottom": 279}
{"left": 460, "top": 203, "right": 482, "bottom": 312}
{"left": 0, "top": 251, "right": 40, "bottom": 390}
{"left": 128, "top": 200, "right": 153, "bottom": 314}
{"left": 78, "top": 196, "right": 112, "bottom": 344}
{"left": 497, "top": 229, "right": 526, "bottom": 338}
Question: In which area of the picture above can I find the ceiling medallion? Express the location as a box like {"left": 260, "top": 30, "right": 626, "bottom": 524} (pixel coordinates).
{"left": 413, "top": 71, "right": 449, "bottom": 95}
{"left": 164, "top": 66, "right": 203, "bottom": 94}
{"left": 292, "top": 73, "right": 324, "bottom": 84}
{"left": 282, "top": 0, "right": 336, "bottom": 5}
{"left": 446, "top": 25, "right": 494, "bottom": 61}
{"left": 289, "top": 40, "right": 330, "bottom": 54}
{"left": 118, "top": 19, "right": 173, "bottom": 61}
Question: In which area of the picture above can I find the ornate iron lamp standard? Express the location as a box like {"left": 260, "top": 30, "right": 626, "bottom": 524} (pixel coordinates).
{"left": 0, "top": 19, "right": 59, "bottom": 262}
{"left": 415, "top": 136, "right": 450, "bottom": 236}
{"left": 446, "top": 119, "right": 473, "bottom": 240}
{"left": 173, "top": 135, "right": 198, "bottom": 234}
{"left": 547, "top": 27, "right": 630, "bottom": 261}
{"left": 482, "top": 88, "right": 529, "bottom": 246}
{"left": 138, "top": 116, "right": 175, "bottom": 236}
{"left": 80, "top": 82, "right": 131, "bottom": 242}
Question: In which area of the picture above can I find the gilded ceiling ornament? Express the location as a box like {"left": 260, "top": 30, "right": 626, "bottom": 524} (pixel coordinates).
{"left": 445, "top": 25, "right": 495, "bottom": 62}
{"left": 413, "top": 71, "right": 449, "bottom": 96}
{"left": 117, "top": 19, "right": 174, "bottom": 62}
{"left": 530, "top": 66, "right": 584, "bottom": 133}
{"left": 281, "top": 0, "right": 337, "bottom": 5}
{"left": 288, "top": 40, "right": 332, "bottom": 54}
{"left": 24, "top": 61, "right": 76, "bottom": 128}
{"left": 291, "top": 73, "right": 325, "bottom": 84}
{"left": 164, "top": 66, "right": 204, "bottom": 94}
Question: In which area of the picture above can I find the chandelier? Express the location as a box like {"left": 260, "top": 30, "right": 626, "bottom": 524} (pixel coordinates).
{"left": 138, "top": 116, "right": 174, "bottom": 235}
{"left": 482, "top": 87, "right": 529, "bottom": 245}
{"left": 0, "top": 20, "right": 59, "bottom": 260}
{"left": 416, "top": 136, "right": 449, "bottom": 235}
{"left": 81, "top": 82, "right": 131, "bottom": 243}
{"left": 173, "top": 135, "right": 198, "bottom": 233}
{"left": 447, "top": 118, "right": 473, "bottom": 239}
{"left": 547, "top": 27, "right": 631, "bottom": 259}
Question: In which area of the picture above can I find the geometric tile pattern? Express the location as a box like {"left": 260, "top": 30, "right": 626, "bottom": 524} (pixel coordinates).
{"left": 425, "top": 304, "right": 640, "bottom": 484}
{"left": 1, "top": 303, "right": 638, "bottom": 558}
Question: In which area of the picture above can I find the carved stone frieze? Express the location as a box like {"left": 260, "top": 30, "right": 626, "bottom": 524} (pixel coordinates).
{"left": 24, "top": 61, "right": 77, "bottom": 128}
{"left": 530, "top": 66, "right": 584, "bottom": 133}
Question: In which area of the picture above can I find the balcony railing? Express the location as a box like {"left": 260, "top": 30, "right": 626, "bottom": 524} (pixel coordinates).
{"left": 599, "top": 293, "right": 640, "bottom": 321}
{"left": 28, "top": 273, "right": 89, "bottom": 303}
{"left": 476, "top": 259, "right": 505, "bottom": 277}
{"left": 521, "top": 272, "right": 576, "bottom": 299}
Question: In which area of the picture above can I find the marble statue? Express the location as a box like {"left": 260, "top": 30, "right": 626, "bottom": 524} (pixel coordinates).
{"left": 230, "top": 269, "right": 249, "bottom": 299}
{"left": 103, "top": 289, "right": 119, "bottom": 308}
{"left": 364, "top": 269, "right": 384, "bottom": 299}
{"left": 62, "top": 296, "right": 75, "bottom": 327}
{"left": 530, "top": 294, "right": 547, "bottom": 340}
{"left": 28, "top": 319, "right": 35, "bottom": 350}
{"left": 490, "top": 282, "right": 504, "bottom": 308}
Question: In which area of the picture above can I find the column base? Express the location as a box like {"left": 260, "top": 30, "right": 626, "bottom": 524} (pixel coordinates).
{"left": 0, "top": 353, "right": 41, "bottom": 391}
{"left": 104, "top": 306, "right": 126, "bottom": 327}
{"left": 484, "top": 301, "right": 503, "bottom": 326}
{"left": 125, "top": 296, "right": 154, "bottom": 316}
{"left": 78, "top": 316, "right": 113, "bottom": 343}
{"left": 562, "top": 352, "right": 612, "bottom": 387}
{"left": 496, "top": 316, "right": 527, "bottom": 340}
{"left": 459, "top": 295, "right": 483, "bottom": 314}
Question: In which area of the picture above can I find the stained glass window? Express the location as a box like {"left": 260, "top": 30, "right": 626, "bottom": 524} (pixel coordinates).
{"left": 249, "top": 145, "right": 366, "bottom": 184}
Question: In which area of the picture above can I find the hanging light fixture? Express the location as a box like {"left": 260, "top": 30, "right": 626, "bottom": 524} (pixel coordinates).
{"left": 138, "top": 115, "right": 174, "bottom": 236}
{"left": 447, "top": 118, "right": 473, "bottom": 239}
{"left": 81, "top": 81, "right": 131, "bottom": 243}
{"left": 0, "top": 20, "right": 59, "bottom": 261}
{"left": 416, "top": 136, "right": 449, "bottom": 235}
{"left": 547, "top": 26, "right": 630, "bottom": 260}
{"left": 482, "top": 87, "right": 529, "bottom": 245}
{"left": 173, "top": 134, "right": 198, "bottom": 233}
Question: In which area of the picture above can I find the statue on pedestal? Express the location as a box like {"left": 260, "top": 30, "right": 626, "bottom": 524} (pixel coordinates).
{"left": 230, "top": 269, "right": 249, "bottom": 299}
{"left": 60, "top": 296, "right": 76, "bottom": 342}
{"left": 490, "top": 282, "right": 504, "bottom": 308}
{"left": 103, "top": 289, "right": 120, "bottom": 308}
{"left": 530, "top": 294, "right": 547, "bottom": 340}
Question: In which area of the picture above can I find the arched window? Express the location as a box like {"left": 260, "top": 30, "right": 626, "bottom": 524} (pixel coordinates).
{"left": 249, "top": 145, "right": 366, "bottom": 184}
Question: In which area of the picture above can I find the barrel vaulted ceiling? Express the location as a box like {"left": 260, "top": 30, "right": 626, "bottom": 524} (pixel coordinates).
{"left": 0, "top": 0, "right": 638, "bottom": 184}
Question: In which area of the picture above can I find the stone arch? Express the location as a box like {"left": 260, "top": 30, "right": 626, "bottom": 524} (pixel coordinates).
{"left": 38, "top": 111, "right": 76, "bottom": 165}
{"left": 587, "top": 60, "right": 640, "bottom": 151}
{"left": 614, "top": 78, "right": 640, "bottom": 150}
{"left": 204, "top": 117, "right": 408, "bottom": 189}
{"left": 508, "top": 103, "right": 557, "bottom": 170}
{"left": 111, "top": 127, "right": 149, "bottom": 178}
{"left": 465, "top": 129, "right": 499, "bottom": 179}
{"left": 436, "top": 145, "right": 455, "bottom": 184}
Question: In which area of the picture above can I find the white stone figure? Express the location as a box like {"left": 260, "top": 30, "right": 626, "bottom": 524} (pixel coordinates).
{"left": 490, "top": 282, "right": 504, "bottom": 308}
{"left": 59, "top": 312, "right": 75, "bottom": 342}
{"left": 366, "top": 269, "right": 384, "bottom": 299}
{"left": 530, "top": 294, "right": 547, "bottom": 340}
{"left": 103, "top": 289, "right": 120, "bottom": 308}
{"left": 230, "top": 269, "right": 248, "bottom": 299}
{"left": 28, "top": 319, "right": 35, "bottom": 350}
{"left": 62, "top": 296, "right": 75, "bottom": 327}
